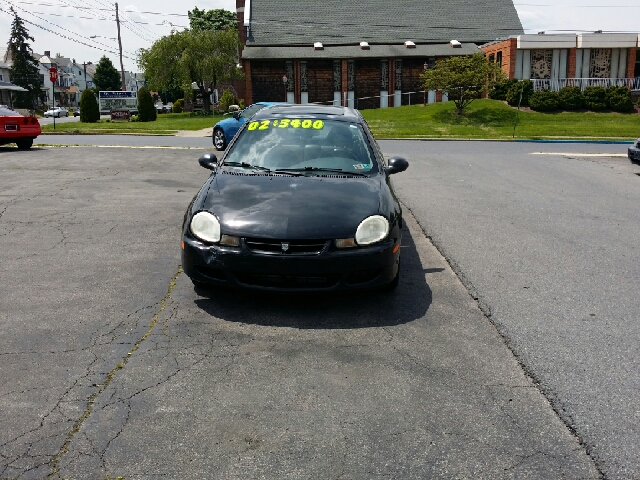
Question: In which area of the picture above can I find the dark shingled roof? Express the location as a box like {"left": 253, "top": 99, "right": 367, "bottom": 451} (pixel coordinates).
{"left": 246, "top": 0, "right": 523, "bottom": 46}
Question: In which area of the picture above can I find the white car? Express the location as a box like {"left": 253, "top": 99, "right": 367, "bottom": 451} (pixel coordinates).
{"left": 44, "top": 107, "right": 69, "bottom": 118}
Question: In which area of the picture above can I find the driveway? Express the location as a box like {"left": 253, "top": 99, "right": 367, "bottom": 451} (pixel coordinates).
{"left": 0, "top": 145, "right": 598, "bottom": 479}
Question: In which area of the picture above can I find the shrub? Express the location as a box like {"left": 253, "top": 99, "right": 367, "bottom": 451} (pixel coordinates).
{"left": 583, "top": 86, "right": 607, "bottom": 111}
{"left": 606, "top": 86, "right": 634, "bottom": 113}
{"left": 506, "top": 80, "right": 534, "bottom": 107}
{"left": 130, "top": 115, "right": 138, "bottom": 122}
{"left": 218, "top": 90, "right": 236, "bottom": 112}
{"left": 79, "top": 89, "right": 99, "bottom": 123}
{"left": 172, "top": 98, "right": 184, "bottom": 114}
{"left": 558, "top": 86, "right": 583, "bottom": 110}
{"left": 137, "top": 87, "right": 157, "bottom": 122}
{"left": 489, "top": 79, "right": 518, "bottom": 101}
{"left": 529, "top": 89, "right": 559, "bottom": 112}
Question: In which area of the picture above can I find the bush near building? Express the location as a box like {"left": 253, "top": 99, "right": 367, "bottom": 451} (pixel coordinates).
{"left": 172, "top": 99, "right": 184, "bottom": 113}
{"left": 558, "top": 86, "right": 584, "bottom": 110}
{"left": 529, "top": 89, "right": 560, "bottom": 112}
{"left": 489, "top": 79, "right": 518, "bottom": 101}
{"left": 606, "top": 86, "right": 634, "bottom": 113}
{"left": 137, "top": 87, "right": 157, "bottom": 122}
{"left": 79, "top": 89, "right": 100, "bottom": 123}
{"left": 583, "top": 86, "right": 607, "bottom": 111}
{"left": 506, "top": 80, "right": 534, "bottom": 107}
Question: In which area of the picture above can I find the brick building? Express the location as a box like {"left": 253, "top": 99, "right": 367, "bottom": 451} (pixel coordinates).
{"left": 481, "top": 33, "right": 640, "bottom": 92}
{"left": 236, "top": 0, "right": 523, "bottom": 108}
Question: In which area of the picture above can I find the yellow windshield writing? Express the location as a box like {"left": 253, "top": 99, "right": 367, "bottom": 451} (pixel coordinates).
{"left": 247, "top": 119, "right": 325, "bottom": 131}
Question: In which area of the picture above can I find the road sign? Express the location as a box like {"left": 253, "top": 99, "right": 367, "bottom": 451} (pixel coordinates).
{"left": 49, "top": 68, "right": 58, "bottom": 83}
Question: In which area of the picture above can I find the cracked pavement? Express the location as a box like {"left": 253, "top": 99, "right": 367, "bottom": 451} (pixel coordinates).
{"left": 1, "top": 145, "right": 600, "bottom": 479}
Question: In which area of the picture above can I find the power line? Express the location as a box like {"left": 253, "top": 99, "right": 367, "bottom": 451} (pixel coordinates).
{"left": 0, "top": 0, "right": 134, "bottom": 59}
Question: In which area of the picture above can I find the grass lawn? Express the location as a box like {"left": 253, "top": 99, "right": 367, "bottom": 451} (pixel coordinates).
{"left": 41, "top": 112, "right": 225, "bottom": 134}
{"left": 360, "top": 99, "right": 640, "bottom": 140}
{"left": 40, "top": 100, "right": 638, "bottom": 140}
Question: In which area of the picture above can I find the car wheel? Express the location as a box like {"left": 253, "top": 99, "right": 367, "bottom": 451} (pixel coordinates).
{"left": 16, "top": 138, "right": 33, "bottom": 150}
{"left": 213, "top": 129, "right": 226, "bottom": 151}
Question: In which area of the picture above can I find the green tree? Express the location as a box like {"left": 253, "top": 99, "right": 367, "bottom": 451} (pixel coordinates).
{"left": 421, "top": 53, "right": 505, "bottom": 115}
{"left": 93, "top": 56, "right": 121, "bottom": 91}
{"left": 8, "top": 8, "right": 42, "bottom": 109}
{"left": 79, "top": 88, "right": 99, "bottom": 122}
{"left": 188, "top": 7, "right": 236, "bottom": 32}
{"left": 138, "top": 28, "right": 242, "bottom": 113}
{"left": 137, "top": 87, "right": 156, "bottom": 122}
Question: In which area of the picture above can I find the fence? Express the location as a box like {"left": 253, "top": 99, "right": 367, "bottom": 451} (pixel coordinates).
{"left": 531, "top": 77, "right": 640, "bottom": 92}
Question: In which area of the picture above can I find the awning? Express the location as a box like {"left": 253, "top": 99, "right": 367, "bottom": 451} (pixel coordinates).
{"left": 0, "top": 81, "right": 28, "bottom": 92}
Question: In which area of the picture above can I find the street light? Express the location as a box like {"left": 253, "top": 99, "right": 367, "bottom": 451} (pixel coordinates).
{"left": 282, "top": 75, "right": 288, "bottom": 101}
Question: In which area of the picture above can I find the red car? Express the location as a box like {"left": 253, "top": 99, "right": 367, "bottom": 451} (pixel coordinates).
{"left": 0, "top": 107, "right": 41, "bottom": 149}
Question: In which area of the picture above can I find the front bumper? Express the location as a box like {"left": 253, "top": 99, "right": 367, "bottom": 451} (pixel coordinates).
{"left": 628, "top": 146, "right": 640, "bottom": 163}
{"left": 182, "top": 235, "right": 400, "bottom": 292}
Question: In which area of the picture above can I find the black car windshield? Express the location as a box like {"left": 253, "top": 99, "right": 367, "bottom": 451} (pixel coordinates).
{"left": 224, "top": 118, "right": 378, "bottom": 174}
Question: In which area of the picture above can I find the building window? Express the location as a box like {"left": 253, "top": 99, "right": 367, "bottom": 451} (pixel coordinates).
{"left": 530, "top": 50, "right": 553, "bottom": 79}
{"left": 394, "top": 60, "right": 402, "bottom": 90}
{"left": 333, "top": 60, "right": 341, "bottom": 92}
{"left": 0, "top": 74, "right": 3, "bottom": 81}
{"left": 489, "top": 54, "right": 495, "bottom": 64}
{"left": 347, "top": 60, "right": 355, "bottom": 91}
{"left": 589, "top": 49, "right": 611, "bottom": 78}
{"left": 496, "top": 51, "right": 503, "bottom": 69}
{"left": 635, "top": 49, "right": 640, "bottom": 77}
{"left": 300, "top": 62, "right": 308, "bottom": 93}
{"left": 285, "top": 61, "right": 294, "bottom": 92}
{"left": 380, "top": 60, "right": 389, "bottom": 90}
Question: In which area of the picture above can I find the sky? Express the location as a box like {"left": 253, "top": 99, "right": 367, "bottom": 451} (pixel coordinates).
{"left": 1, "top": 0, "right": 638, "bottom": 72}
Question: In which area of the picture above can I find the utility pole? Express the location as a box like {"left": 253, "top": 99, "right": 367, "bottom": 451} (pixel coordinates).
{"left": 115, "top": 2, "right": 126, "bottom": 91}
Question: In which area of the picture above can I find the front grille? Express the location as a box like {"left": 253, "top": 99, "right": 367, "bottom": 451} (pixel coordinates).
{"left": 245, "top": 238, "right": 328, "bottom": 255}
{"left": 234, "top": 272, "right": 340, "bottom": 289}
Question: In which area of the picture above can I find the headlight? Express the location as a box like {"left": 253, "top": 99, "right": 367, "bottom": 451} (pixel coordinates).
{"left": 355, "top": 215, "right": 389, "bottom": 246}
{"left": 190, "top": 211, "right": 221, "bottom": 243}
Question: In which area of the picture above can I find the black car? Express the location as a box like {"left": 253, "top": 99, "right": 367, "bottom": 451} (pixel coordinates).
{"left": 629, "top": 138, "right": 640, "bottom": 164}
{"left": 181, "top": 104, "right": 409, "bottom": 292}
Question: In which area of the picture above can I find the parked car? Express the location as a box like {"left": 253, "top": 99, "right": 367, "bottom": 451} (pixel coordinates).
{"left": 212, "top": 102, "right": 284, "bottom": 151}
{"left": 628, "top": 138, "right": 640, "bottom": 164}
{"left": 182, "top": 104, "right": 409, "bottom": 292}
{"left": 0, "top": 107, "right": 42, "bottom": 149}
{"left": 44, "top": 107, "right": 69, "bottom": 118}
{"left": 73, "top": 107, "right": 80, "bottom": 117}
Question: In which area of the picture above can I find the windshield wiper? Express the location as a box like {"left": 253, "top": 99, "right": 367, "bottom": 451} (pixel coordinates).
{"left": 275, "top": 167, "right": 368, "bottom": 177}
{"left": 223, "top": 162, "right": 272, "bottom": 173}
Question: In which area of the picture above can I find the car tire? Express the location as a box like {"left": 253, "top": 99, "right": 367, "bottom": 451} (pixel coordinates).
{"left": 213, "top": 128, "right": 226, "bottom": 151}
{"left": 16, "top": 138, "right": 33, "bottom": 150}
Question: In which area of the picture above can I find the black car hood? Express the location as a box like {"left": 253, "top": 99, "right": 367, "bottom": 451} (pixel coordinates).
{"left": 200, "top": 171, "right": 382, "bottom": 239}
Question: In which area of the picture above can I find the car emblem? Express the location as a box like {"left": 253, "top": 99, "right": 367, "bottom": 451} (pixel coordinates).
{"left": 281, "top": 242, "right": 289, "bottom": 253}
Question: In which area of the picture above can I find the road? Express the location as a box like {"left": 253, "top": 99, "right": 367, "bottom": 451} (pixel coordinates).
{"left": 382, "top": 140, "right": 640, "bottom": 479}
{"left": 1, "top": 139, "right": 638, "bottom": 479}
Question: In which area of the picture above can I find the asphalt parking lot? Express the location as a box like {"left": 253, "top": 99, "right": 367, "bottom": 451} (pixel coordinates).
{"left": 1, "top": 140, "right": 638, "bottom": 479}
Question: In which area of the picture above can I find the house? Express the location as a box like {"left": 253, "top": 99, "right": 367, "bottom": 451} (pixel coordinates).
{"left": 39, "top": 53, "right": 96, "bottom": 107}
{"left": 236, "top": 0, "right": 524, "bottom": 108}
{"left": 481, "top": 33, "right": 640, "bottom": 93}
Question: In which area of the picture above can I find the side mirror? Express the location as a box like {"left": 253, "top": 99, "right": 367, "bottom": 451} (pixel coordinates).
{"left": 385, "top": 157, "right": 409, "bottom": 175}
{"left": 232, "top": 111, "right": 241, "bottom": 120}
{"left": 198, "top": 153, "right": 218, "bottom": 170}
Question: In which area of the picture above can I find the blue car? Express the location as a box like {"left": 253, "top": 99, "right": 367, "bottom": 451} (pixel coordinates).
{"left": 212, "top": 102, "right": 282, "bottom": 151}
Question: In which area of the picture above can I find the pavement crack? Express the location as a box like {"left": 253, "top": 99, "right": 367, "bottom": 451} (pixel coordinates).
{"left": 47, "top": 267, "right": 183, "bottom": 479}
